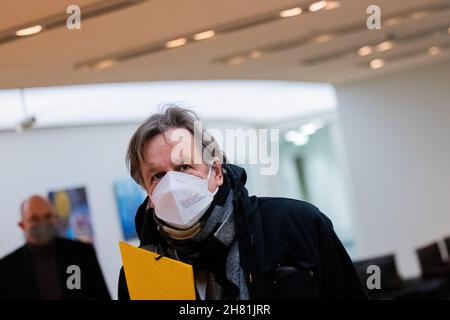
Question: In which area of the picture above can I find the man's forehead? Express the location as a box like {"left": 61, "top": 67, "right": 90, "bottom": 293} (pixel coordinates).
{"left": 143, "top": 129, "right": 203, "bottom": 167}
{"left": 26, "top": 196, "right": 50, "bottom": 208}
{"left": 22, "top": 196, "right": 53, "bottom": 218}
{"left": 161, "top": 127, "right": 194, "bottom": 143}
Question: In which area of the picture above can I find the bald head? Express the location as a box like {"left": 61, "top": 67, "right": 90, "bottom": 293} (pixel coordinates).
{"left": 19, "top": 195, "right": 57, "bottom": 245}
{"left": 21, "top": 195, "right": 53, "bottom": 219}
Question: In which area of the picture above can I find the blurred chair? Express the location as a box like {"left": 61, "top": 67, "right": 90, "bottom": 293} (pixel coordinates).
{"left": 354, "top": 254, "right": 412, "bottom": 300}
{"left": 416, "top": 242, "right": 450, "bottom": 278}
{"left": 354, "top": 254, "right": 448, "bottom": 300}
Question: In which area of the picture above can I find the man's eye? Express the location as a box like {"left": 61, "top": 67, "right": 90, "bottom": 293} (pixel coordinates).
{"left": 179, "top": 165, "right": 193, "bottom": 171}
{"left": 152, "top": 172, "right": 165, "bottom": 182}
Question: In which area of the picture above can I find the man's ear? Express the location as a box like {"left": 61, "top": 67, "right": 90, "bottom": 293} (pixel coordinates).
{"left": 212, "top": 160, "right": 224, "bottom": 186}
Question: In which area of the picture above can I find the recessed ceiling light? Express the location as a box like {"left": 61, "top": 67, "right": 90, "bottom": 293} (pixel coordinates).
{"left": 428, "top": 46, "right": 441, "bottom": 56}
{"left": 383, "top": 17, "right": 404, "bottom": 27}
{"left": 325, "top": 1, "right": 341, "bottom": 10}
{"left": 165, "top": 37, "right": 187, "bottom": 48}
{"left": 249, "top": 50, "right": 263, "bottom": 59}
{"left": 357, "top": 46, "right": 373, "bottom": 56}
{"left": 227, "top": 56, "right": 246, "bottom": 65}
{"left": 16, "top": 25, "right": 43, "bottom": 36}
{"left": 280, "top": 7, "right": 302, "bottom": 18}
{"left": 313, "top": 33, "right": 334, "bottom": 44}
{"left": 93, "top": 59, "right": 117, "bottom": 70}
{"left": 284, "top": 130, "right": 309, "bottom": 146}
{"left": 301, "top": 123, "right": 319, "bottom": 135}
{"left": 77, "top": 65, "right": 91, "bottom": 72}
{"left": 193, "top": 30, "right": 215, "bottom": 41}
{"left": 370, "top": 58, "right": 385, "bottom": 69}
{"left": 294, "top": 134, "right": 309, "bottom": 146}
{"left": 375, "top": 40, "right": 394, "bottom": 52}
{"left": 284, "top": 130, "right": 298, "bottom": 142}
{"left": 309, "top": 1, "right": 328, "bottom": 13}
{"left": 410, "top": 11, "right": 429, "bottom": 20}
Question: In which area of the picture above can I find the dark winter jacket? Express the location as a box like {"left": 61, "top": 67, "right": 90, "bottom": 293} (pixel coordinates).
{"left": 118, "top": 164, "right": 367, "bottom": 300}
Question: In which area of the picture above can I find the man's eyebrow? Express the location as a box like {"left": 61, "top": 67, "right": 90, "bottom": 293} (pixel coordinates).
{"left": 145, "top": 163, "right": 167, "bottom": 179}
{"left": 141, "top": 164, "right": 156, "bottom": 180}
{"left": 144, "top": 162, "right": 158, "bottom": 171}
{"left": 146, "top": 168, "right": 157, "bottom": 177}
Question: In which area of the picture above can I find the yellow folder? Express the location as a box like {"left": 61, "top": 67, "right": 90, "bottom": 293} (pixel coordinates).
{"left": 119, "top": 241, "right": 196, "bottom": 300}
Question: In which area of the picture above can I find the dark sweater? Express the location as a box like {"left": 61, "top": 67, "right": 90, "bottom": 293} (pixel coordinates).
{"left": 27, "top": 241, "right": 63, "bottom": 300}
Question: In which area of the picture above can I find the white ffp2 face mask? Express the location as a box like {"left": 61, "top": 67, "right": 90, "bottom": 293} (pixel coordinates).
{"left": 150, "top": 167, "right": 218, "bottom": 229}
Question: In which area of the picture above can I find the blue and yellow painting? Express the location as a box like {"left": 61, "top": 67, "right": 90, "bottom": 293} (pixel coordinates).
{"left": 48, "top": 186, "right": 93, "bottom": 243}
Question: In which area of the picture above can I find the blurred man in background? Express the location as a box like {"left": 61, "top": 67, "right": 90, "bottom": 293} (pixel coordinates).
{"left": 0, "top": 195, "right": 110, "bottom": 300}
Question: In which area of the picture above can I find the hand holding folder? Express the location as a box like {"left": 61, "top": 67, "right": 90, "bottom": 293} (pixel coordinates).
{"left": 119, "top": 241, "right": 196, "bottom": 300}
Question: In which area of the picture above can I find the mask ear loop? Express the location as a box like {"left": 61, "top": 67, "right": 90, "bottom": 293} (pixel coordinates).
{"left": 207, "top": 164, "right": 219, "bottom": 196}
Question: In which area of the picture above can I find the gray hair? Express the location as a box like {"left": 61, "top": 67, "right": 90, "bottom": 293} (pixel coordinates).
{"left": 126, "top": 105, "right": 226, "bottom": 186}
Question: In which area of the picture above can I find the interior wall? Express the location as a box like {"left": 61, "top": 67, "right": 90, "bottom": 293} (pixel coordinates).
{"left": 335, "top": 58, "right": 450, "bottom": 278}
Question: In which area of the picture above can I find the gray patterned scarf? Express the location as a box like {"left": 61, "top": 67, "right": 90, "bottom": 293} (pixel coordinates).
{"left": 142, "top": 188, "right": 249, "bottom": 300}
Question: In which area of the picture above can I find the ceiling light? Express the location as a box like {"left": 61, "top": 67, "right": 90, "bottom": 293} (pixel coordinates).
{"left": 358, "top": 46, "right": 373, "bottom": 56}
{"left": 375, "top": 40, "right": 394, "bottom": 52}
{"left": 249, "top": 50, "right": 263, "bottom": 58}
{"left": 93, "top": 59, "right": 117, "bottom": 70}
{"left": 165, "top": 37, "right": 187, "bottom": 48}
{"left": 313, "top": 33, "right": 334, "bottom": 44}
{"left": 284, "top": 130, "right": 309, "bottom": 146}
{"left": 280, "top": 7, "right": 302, "bottom": 18}
{"left": 193, "top": 30, "right": 215, "bottom": 41}
{"left": 370, "top": 59, "right": 385, "bottom": 69}
{"left": 15, "top": 25, "right": 43, "bottom": 36}
{"left": 285, "top": 130, "right": 299, "bottom": 142}
{"left": 383, "top": 17, "right": 404, "bottom": 27}
{"left": 301, "top": 123, "right": 319, "bottom": 135}
{"left": 428, "top": 46, "right": 441, "bottom": 56}
{"left": 410, "top": 11, "right": 429, "bottom": 20}
{"left": 294, "top": 135, "right": 309, "bottom": 146}
{"left": 325, "top": 1, "right": 341, "bottom": 10}
{"left": 227, "top": 56, "right": 246, "bottom": 65}
{"left": 309, "top": 1, "right": 328, "bottom": 13}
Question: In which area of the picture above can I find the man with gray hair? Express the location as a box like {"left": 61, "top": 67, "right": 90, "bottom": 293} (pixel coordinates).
{"left": 118, "top": 106, "right": 367, "bottom": 300}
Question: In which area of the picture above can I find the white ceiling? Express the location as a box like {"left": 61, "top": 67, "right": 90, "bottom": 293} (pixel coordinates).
{"left": 1, "top": 0, "right": 450, "bottom": 88}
